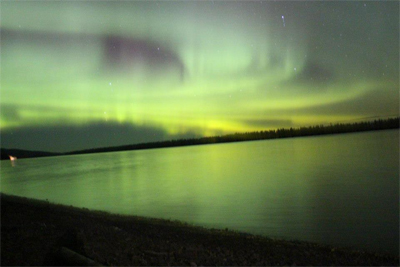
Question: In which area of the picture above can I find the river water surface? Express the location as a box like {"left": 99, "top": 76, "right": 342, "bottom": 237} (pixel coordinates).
{"left": 1, "top": 129, "right": 398, "bottom": 255}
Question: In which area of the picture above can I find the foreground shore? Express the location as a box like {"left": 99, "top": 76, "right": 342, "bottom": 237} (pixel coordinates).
{"left": 1, "top": 193, "right": 398, "bottom": 266}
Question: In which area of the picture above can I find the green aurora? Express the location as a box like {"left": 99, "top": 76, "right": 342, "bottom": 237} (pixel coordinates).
{"left": 1, "top": 1, "right": 398, "bottom": 152}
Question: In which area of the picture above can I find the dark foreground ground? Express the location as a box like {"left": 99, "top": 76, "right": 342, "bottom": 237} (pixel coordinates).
{"left": 1, "top": 193, "right": 398, "bottom": 266}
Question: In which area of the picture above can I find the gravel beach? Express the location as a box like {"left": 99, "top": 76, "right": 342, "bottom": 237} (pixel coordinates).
{"left": 1, "top": 193, "right": 398, "bottom": 266}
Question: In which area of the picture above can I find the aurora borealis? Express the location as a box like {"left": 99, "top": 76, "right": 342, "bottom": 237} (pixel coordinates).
{"left": 1, "top": 1, "right": 398, "bottom": 152}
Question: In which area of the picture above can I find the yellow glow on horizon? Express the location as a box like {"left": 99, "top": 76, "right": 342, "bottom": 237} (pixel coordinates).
{"left": 1, "top": 1, "right": 398, "bottom": 151}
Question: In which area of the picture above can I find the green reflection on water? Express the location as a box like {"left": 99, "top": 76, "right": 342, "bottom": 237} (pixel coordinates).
{"left": 1, "top": 130, "right": 398, "bottom": 254}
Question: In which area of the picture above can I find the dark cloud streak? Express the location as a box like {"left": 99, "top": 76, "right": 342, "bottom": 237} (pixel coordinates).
{"left": 2, "top": 29, "right": 186, "bottom": 83}
{"left": 286, "top": 88, "right": 399, "bottom": 119}
{"left": 1, "top": 122, "right": 170, "bottom": 153}
{"left": 241, "top": 119, "right": 293, "bottom": 129}
{"left": 104, "top": 35, "right": 186, "bottom": 82}
{"left": 1, "top": 105, "right": 20, "bottom": 122}
{"left": 290, "top": 61, "right": 335, "bottom": 87}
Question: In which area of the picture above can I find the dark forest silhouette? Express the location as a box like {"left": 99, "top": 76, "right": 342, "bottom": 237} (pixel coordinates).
{"left": 1, "top": 117, "right": 399, "bottom": 160}
{"left": 67, "top": 117, "right": 399, "bottom": 156}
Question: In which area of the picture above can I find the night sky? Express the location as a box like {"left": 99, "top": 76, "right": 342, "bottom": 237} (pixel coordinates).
{"left": 1, "top": 1, "right": 398, "bottom": 152}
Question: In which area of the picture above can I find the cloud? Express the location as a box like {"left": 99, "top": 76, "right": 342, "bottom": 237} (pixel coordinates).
{"left": 300, "top": 62, "right": 334, "bottom": 83}
{"left": 288, "top": 87, "right": 399, "bottom": 118}
{"left": 2, "top": 29, "right": 186, "bottom": 83}
{"left": 103, "top": 35, "right": 186, "bottom": 82}
{"left": 0, "top": 122, "right": 173, "bottom": 153}
{"left": 240, "top": 119, "right": 293, "bottom": 129}
{"left": 290, "top": 61, "right": 335, "bottom": 86}
{"left": 0, "top": 104, "right": 20, "bottom": 122}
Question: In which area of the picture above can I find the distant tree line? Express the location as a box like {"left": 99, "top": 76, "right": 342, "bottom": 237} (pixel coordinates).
{"left": 0, "top": 148, "right": 61, "bottom": 160}
{"left": 2, "top": 117, "right": 398, "bottom": 159}
{"left": 68, "top": 117, "right": 399, "bottom": 155}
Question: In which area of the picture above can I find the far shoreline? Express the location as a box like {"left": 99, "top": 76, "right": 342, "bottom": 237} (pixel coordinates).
{"left": 1, "top": 117, "right": 399, "bottom": 160}
{"left": 1, "top": 193, "right": 399, "bottom": 266}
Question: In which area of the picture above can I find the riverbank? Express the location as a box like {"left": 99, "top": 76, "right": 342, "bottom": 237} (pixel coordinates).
{"left": 1, "top": 193, "right": 398, "bottom": 266}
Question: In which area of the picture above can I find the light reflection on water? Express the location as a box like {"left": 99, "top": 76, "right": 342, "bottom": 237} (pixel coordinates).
{"left": 1, "top": 129, "right": 399, "bottom": 255}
